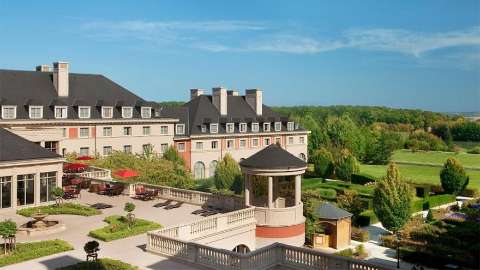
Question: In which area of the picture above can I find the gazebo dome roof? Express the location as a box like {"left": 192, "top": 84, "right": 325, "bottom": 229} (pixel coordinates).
{"left": 315, "top": 202, "right": 353, "bottom": 220}
{"left": 239, "top": 143, "right": 307, "bottom": 170}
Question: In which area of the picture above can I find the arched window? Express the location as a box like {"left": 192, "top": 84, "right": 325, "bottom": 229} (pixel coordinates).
{"left": 194, "top": 162, "right": 205, "bottom": 179}
{"left": 232, "top": 244, "right": 250, "bottom": 254}
{"left": 209, "top": 160, "right": 218, "bottom": 177}
{"left": 299, "top": 153, "right": 306, "bottom": 161}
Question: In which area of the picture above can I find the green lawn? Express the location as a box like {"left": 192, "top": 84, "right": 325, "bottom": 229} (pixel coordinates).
{"left": 360, "top": 163, "right": 480, "bottom": 190}
{"left": 302, "top": 178, "right": 374, "bottom": 197}
{"left": 56, "top": 258, "right": 138, "bottom": 270}
{"left": 89, "top": 215, "right": 161, "bottom": 242}
{"left": 454, "top": 141, "right": 480, "bottom": 151}
{"left": 391, "top": 149, "right": 480, "bottom": 169}
{"left": 0, "top": 240, "right": 73, "bottom": 267}
{"left": 17, "top": 203, "right": 101, "bottom": 217}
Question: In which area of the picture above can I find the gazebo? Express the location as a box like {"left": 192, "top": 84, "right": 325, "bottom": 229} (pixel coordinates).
{"left": 313, "top": 202, "right": 352, "bottom": 249}
{"left": 240, "top": 143, "right": 307, "bottom": 248}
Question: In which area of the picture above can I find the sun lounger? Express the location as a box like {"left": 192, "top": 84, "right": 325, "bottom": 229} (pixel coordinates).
{"left": 164, "top": 201, "right": 183, "bottom": 210}
{"left": 153, "top": 200, "right": 172, "bottom": 208}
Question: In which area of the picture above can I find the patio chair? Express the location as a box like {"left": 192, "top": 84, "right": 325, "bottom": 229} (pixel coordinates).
{"left": 144, "top": 189, "right": 158, "bottom": 201}
{"left": 153, "top": 200, "right": 173, "bottom": 208}
{"left": 165, "top": 201, "right": 183, "bottom": 210}
{"left": 97, "top": 184, "right": 108, "bottom": 195}
{"left": 107, "top": 185, "right": 124, "bottom": 196}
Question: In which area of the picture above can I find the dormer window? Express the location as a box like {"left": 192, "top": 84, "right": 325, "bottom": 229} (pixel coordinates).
{"left": 210, "top": 123, "right": 218, "bottom": 134}
{"left": 29, "top": 106, "right": 43, "bottom": 119}
{"left": 141, "top": 107, "right": 151, "bottom": 119}
{"left": 287, "top": 122, "right": 294, "bottom": 131}
{"left": 239, "top": 123, "right": 247, "bottom": 133}
{"left": 1, "top": 106, "right": 17, "bottom": 119}
{"left": 274, "top": 122, "right": 282, "bottom": 132}
{"left": 251, "top": 122, "right": 259, "bottom": 132}
{"left": 54, "top": 106, "right": 68, "bottom": 119}
{"left": 226, "top": 123, "right": 235, "bottom": 133}
{"left": 102, "top": 107, "right": 113, "bottom": 119}
{"left": 78, "top": 106, "right": 91, "bottom": 119}
{"left": 263, "top": 123, "right": 271, "bottom": 132}
{"left": 122, "top": 107, "right": 133, "bottom": 118}
{"left": 176, "top": 124, "right": 185, "bottom": 135}
{"left": 201, "top": 124, "right": 207, "bottom": 133}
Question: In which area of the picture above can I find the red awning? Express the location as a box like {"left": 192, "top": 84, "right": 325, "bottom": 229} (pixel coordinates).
{"left": 76, "top": 156, "right": 94, "bottom": 160}
{"left": 114, "top": 169, "right": 139, "bottom": 178}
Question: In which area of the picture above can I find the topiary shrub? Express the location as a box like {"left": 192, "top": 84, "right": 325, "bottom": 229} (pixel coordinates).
{"left": 440, "top": 158, "right": 469, "bottom": 195}
{"left": 351, "top": 173, "right": 376, "bottom": 185}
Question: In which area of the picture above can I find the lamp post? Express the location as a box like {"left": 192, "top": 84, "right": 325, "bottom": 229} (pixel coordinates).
{"left": 396, "top": 231, "right": 401, "bottom": 269}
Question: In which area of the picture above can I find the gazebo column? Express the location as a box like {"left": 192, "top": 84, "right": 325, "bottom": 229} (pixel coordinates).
{"left": 295, "top": 174, "right": 301, "bottom": 205}
{"left": 244, "top": 174, "right": 250, "bottom": 206}
{"left": 268, "top": 176, "right": 273, "bottom": 208}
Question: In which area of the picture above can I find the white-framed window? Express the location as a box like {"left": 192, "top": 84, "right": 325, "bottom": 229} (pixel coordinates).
{"left": 143, "top": 126, "right": 151, "bottom": 136}
{"left": 123, "top": 145, "right": 132, "bottom": 153}
{"left": 201, "top": 124, "right": 207, "bottom": 133}
{"left": 263, "top": 123, "right": 271, "bottom": 132}
{"left": 103, "top": 146, "right": 113, "bottom": 156}
{"left": 1, "top": 106, "right": 16, "bottom": 119}
{"left": 102, "top": 106, "right": 113, "bottom": 119}
{"left": 160, "top": 143, "right": 168, "bottom": 153}
{"left": 29, "top": 106, "right": 43, "bottom": 119}
{"left": 123, "top": 127, "right": 132, "bottom": 136}
{"left": 54, "top": 106, "right": 68, "bottom": 119}
{"left": 142, "top": 144, "right": 152, "bottom": 154}
{"left": 195, "top": 141, "right": 203, "bottom": 150}
{"left": 62, "top": 128, "right": 67, "bottom": 137}
{"left": 176, "top": 124, "right": 185, "bottom": 135}
{"left": 274, "top": 122, "right": 282, "bottom": 132}
{"left": 287, "top": 122, "right": 295, "bottom": 131}
{"left": 252, "top": 138, "right": 259, "bottom": 147}
{"left": 288, "top": 136, "right": 294, "bottom": 145}
{"left": 251, "top": 122, "right": 259, "bottom": 132}
{"left": 141, "top": 107, "right": 151, "bottom": 118}
{"left": 211, "top": 141, "right": 218, "bottom": 149}
{"left": 177, "top": 143, "right": 185, "bottom": 152}
{"left": 122, "top": 107, "right": 133, "bottom": 118}
{"left": 239, "top": 123, "right": 247, "bottom": 133}
{"left": 239, "top": 139, "right": 246, "bottom": 148}
{"left": 226, "top": 123, "right": 235, "bottom": 133}
{"left": 210, "top": 123, "right": 218, "bottom": 134}
{"left": 194, "top": 162, "right": 205, "bottom": 180}
{"left": 264, "top": 138, "right": 271, "bottom": 145}
{"left": 299, "top": 136, "right": 305, "bottom": 144}
{"left": 160, "top": 126, "right": 168, "bottom": 134}
{"left": 79, "top": 147, "right": 89, "bottom": 156}
{"left": 103, "top": 127, "right": 112, "bottom": 137}
{"left": 275, "top": 137, "right": 281, "bottom": 144}
{"left": 226, "top": 139, "right": 234, "bottom": 149}
{"left": 78, "top": 106, "right": 91, "bottom": 119}
{"left": 79, "top": 127, "right": 89, "bottom": 138}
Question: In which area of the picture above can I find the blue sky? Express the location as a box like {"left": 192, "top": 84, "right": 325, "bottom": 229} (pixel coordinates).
{"left": 0, "top": 1, "right": 479, "bottom": 112}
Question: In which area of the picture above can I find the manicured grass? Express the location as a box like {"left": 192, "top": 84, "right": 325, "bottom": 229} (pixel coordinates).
{"left": 0, "top": 240, "right": 73, "bottom": 267}
{"left": 302, "top": 178, "right": 374, "bottom": 197}
{"left": 392, "top": 149, "right": 480, "bottom": 169}
{"left": 88, "top": 215, "right": 161, "bottom": 242}
{"left": 16, "top": 203, "right": 101, "bottom": 217}
{"left": 56, "top": 258, "right": 138, "bottom": 270}
{"left": 454, "top": 141, "right": 480, "bottom": 151}
{"left": 360, "top": 163, "right": 480, "bottom": 190}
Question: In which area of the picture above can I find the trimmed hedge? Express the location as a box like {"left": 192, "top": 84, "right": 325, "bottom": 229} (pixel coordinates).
{"left": 17, "top": 203, "right": 101, "bottom": 217}
{"left": 89, "top": 215, "right": 161, "bottom": 242}
{"left": 317, "top": 188, "right": 337, "bottom": 201}
{"left": 411, "top": 194, "right": 456, "bottom": 212}
{"left": 57, "top": 258, "right": 138, "bottom": 270}
{"left": 0, "top": 240, "right": 73, "bottom": 267}
{"left": 355, "top": 210, "right": 378, "bottom": 227}
{"left": 351, "top": 173, "right": 376, "bottom": 185}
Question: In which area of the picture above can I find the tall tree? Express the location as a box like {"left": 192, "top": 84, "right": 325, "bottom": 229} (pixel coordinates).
{"left": 214, "top": 154, "right": 243, "bottom": 194}
{"left": 373, "top": 163, "right": 412, "bottom": 233}
{"left": 440, "top": 158, "right": 469, "bottom": 195}
{"left": 311, "top": 147, "right": 334, "bottom": 178}
{"left": 335, "top": 149, "right": 360, "bottom": 181}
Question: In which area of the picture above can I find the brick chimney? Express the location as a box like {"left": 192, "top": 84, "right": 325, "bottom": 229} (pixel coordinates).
{"left": 246, "top": 89, "right": 263, "bottom": 116}
{"left": 190, "top": 88, "right": 204, "bottom": 100}
{"left": 53, "top": 61, "right": 69, "bottom": 97}
{"left": 212, "top": 87, "right": 227, "bottom": 115}
{"left": 36, "top": 64, "right": 51, "bottom": 72}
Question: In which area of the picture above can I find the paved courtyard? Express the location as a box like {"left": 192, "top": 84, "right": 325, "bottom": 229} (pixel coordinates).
{"left": 1, "top": 191, "right": 205, "bottom": 270}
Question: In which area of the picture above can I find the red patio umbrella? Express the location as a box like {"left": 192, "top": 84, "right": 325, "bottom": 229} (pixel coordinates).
{"left": 76, "top": 156, "right": 94, "bottom": 161}
{"left": 114, "top": 169, "right": 139, "bottom": 178}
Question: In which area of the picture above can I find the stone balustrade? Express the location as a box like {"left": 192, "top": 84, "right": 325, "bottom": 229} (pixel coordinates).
{"left": 77, "top": 166, "right": 111, "bottom": 180}
{"left": 254, "top": 202, "right": 305, "bottom": 226}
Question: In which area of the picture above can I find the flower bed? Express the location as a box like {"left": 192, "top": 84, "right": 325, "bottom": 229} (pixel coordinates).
{"left": 0, "top": 239, "right": 73, "bottom": 267}
{"left": 88, "top": 215, "right": 161, "bottom": 242}
{"left": 56, "top": 258, "right": 138, "bottom": 270}
{"left": 16, "top": 203, "right": 101, "bottom": 217}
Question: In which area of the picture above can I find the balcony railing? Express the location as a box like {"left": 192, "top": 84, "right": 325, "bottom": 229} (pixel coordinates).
{"left": 254, "top": 203, "right": 305, "bottom": 226}
{"left": 77, "top": 166, "right": 111, "bottom": 180}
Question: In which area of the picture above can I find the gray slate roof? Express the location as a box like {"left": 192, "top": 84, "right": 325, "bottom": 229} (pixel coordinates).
{"left": 0, "top": 69, "right": 160, "bottom": 120}
{"left": 315, "top": 202, "right": 353, "bottom": 220}
{"left": 239, "top": 143, "right": 307, "bottom": 170}
{"left": 0, "top": 128, "right": 61, "bottom": 162}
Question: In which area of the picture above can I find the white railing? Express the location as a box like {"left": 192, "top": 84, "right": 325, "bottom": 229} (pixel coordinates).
{"left": 77, "top": 166, "right": 112, "bottom": 180}
{"left": 154, "top": 207, "right": 255, "bottom": 241}
{"left": 147, "top": 238, "right": 393, "bottom": 270}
